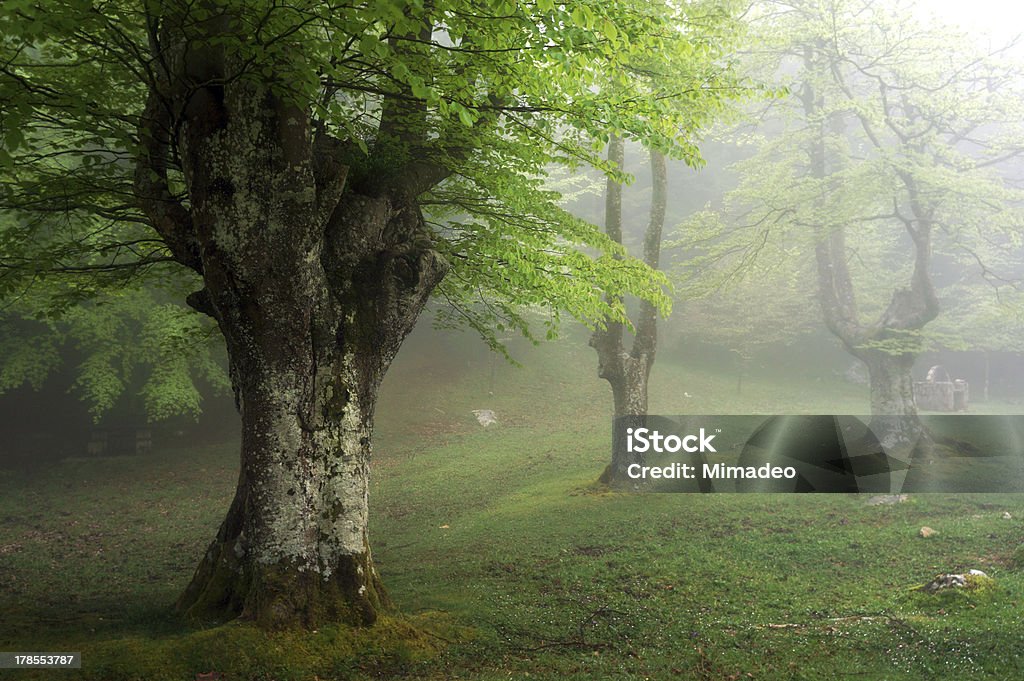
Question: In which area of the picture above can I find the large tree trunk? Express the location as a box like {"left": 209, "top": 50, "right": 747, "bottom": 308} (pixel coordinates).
{"left": 175, "top": 175, "right": 446, "bottom": 628}
{"left": 862, "top": 350, "right": 917, "bottom": 418}
{"left": 177, "top": 240, "right": 445, "bottom": 630}
{"left": 135, "top": 26, "right": 450, "bottom": 628}
{"left": 176, "top": 187, "right": 447, "bottom": 628}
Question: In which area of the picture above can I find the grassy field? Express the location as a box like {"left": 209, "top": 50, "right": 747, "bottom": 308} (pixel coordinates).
{"left": 2, "top": 330, "right": 1023, "bottom": 679}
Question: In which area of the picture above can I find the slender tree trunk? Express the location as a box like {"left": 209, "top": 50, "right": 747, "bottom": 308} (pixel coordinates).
{"left": 599, "top": 368, "right": 651, "bottom": 484}
{"left": 591, "top": 141, "right": 668, "bottom": 485}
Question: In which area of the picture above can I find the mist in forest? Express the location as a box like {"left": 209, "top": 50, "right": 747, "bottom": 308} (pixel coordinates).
{"left": 3, "top": 0, "right": 1024, "bottom": 464}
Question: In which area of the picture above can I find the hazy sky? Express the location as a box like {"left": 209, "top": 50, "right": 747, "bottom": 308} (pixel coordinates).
{"left": 921, "top": 0, "right": 1024, "bottom": 47}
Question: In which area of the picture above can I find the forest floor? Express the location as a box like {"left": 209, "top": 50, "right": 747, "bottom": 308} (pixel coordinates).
{"left": 2, "top": 329, "right": 1023, "bottom": 679}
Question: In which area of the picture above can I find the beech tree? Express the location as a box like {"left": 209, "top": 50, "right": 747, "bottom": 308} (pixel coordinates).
{"left": 588, "top": 3, "right": 746, "bottom": 484}
{"left": 692, "top": 0, "right": 1024, "bottom": 436}
{"left": 0, "top": 0, "right": 742, "bottom": 628}
{"left": 590, "top": 140, "right": 669, "bottom": 483}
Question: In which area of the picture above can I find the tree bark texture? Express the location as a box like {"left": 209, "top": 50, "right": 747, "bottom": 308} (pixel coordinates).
{"left": 135, "top": 16, "right": 448, "bottom": 629}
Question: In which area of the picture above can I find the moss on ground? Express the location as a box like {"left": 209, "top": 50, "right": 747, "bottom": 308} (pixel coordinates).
{"left": 67, "top": 613, "right": 458, "bottom": 681}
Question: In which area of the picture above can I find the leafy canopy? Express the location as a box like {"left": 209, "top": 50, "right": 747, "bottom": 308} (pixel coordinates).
{"left": 676, "top": 0, "right": 1024, "bottom": 358}
{"left": 1, "top": 0, "right": 747, "bottom": 414}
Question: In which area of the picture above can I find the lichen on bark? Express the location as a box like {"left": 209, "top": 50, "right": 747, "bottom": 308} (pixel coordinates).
{"left": 137, "top": 23, "right": 449, "bottom": 628}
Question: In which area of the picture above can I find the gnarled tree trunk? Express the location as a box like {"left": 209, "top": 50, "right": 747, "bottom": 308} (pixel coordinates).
{"left": 174, "top": 168, "right": 446, "bottom": 628}
{"left": 804, "top": 45, "right": 938, "bottom": 430}
{"left": 175, "top": 195, "right": 446, "bottom": 629}
{"left": 135, "top": 21, "right": 449, "bottom": 628}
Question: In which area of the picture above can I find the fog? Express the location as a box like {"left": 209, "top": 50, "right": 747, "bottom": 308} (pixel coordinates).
{"left": 2, "top": 0, "right": 1024, "bottom": 464}
{"left": 924, "top": 0, "right": 1024, "bottom": 47}
{"left": 5, "top": 1, "right": 1024, "bottom": 676}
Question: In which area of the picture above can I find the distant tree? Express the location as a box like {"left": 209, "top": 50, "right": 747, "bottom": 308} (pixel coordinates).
{"left": 692, "top": 0, "right": 1024, "bottom": 443}
{"left": 590, "top": 141, "right": 669, "bottom": 483}
{"left": 1, "top": 0, "right": 743, "bottom": 628}
{"left": 588, "top": 0, "right": 749, "bottom": 484}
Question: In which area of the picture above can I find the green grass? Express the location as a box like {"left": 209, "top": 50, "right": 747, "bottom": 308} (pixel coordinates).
{"left": 2, "top": 332, "right": 1023, "bottom": 679}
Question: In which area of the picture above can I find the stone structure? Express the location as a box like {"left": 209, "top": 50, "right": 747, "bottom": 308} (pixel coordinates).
{"left": 914, "top": 365, "right": 969, "bottom": 412}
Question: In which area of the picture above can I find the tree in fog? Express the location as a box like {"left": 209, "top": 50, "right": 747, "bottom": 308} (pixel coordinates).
{"left": 590, "top": 141, "right": 670, "bottom": 483}
{"left": 693, "top": 0, "right": 1024, "bottom": 434}
{"left": 1, "top": 0, "right": 742, "bottom": 628}
{"left": 588, "top": 5, "right": 749, "bottom": 484}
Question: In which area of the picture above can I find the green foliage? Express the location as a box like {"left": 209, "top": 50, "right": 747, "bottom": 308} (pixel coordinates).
{"left": 0, "top": 318, "right": 61, "bottom": 392}
{"left": 674, "top": 0, "right": 1024, "bottom": 358}
{"left": 0, "top": 278, "right": 227, "bottom": 420}
{"left": 0, "top": 0, "right": 751, "bottom": 411}
{"left": 0, "top": 149, "right": 226, "bottom": 415}
{"left": 428, "top": 167, "right": 672, "bottom": 349}
{"left": 669, "top": 206, "right": 820, "bottom": 355}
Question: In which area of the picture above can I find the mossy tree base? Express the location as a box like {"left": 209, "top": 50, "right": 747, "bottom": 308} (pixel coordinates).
{"left": 178, "top": 532, "right": 389, "bottom": 630}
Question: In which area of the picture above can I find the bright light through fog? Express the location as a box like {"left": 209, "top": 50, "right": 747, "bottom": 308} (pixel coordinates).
{"left": 920, "top": 0, "right": 1024, "bottom": 48}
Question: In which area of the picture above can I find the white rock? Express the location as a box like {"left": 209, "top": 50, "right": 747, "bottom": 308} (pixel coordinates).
{"left": 922, "top": 573, "right": 965, "bottom": 593}
{"left": 472, "top": 409, "right": 498, "bottom": 427}
{"left": 866, "top": 494, "right": 909, "bottom": 506}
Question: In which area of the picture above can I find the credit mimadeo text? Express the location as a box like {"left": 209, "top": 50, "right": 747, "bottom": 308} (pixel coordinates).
{"left": 626, "top": 462, "right": 798, "bottom": 480}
